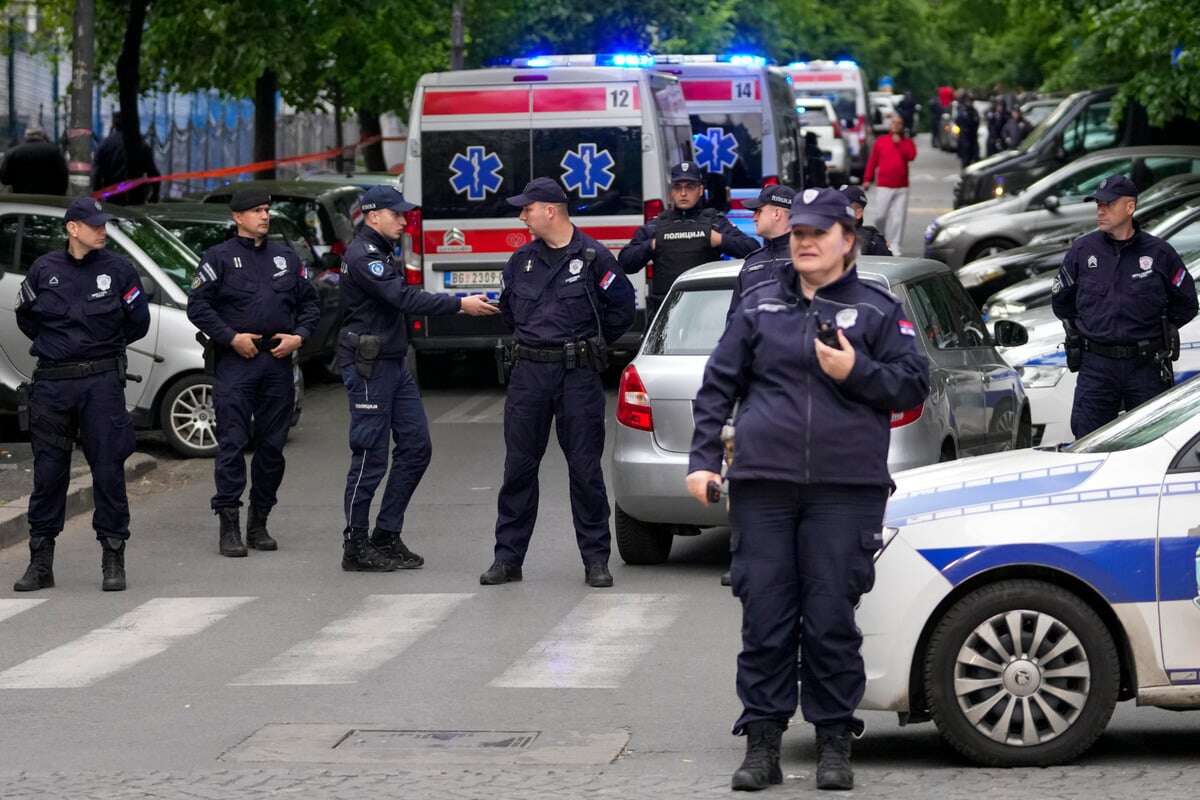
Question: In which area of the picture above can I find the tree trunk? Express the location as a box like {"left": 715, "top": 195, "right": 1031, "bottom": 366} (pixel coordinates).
{"left": 254, "top": 68, "right": 278, "bottom": 179}
{"left": 67, "top": 0, "right": 96, "bottom": 196}
{"left": 115, "top": 0, "right": 152, "bottom": 202}
{"left": 357, "top": 109, "right": 386, "bottom": 172}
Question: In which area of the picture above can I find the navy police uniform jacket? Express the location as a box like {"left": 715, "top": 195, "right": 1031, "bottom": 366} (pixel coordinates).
{"left": 1051, "top": 228, "right": 1198, "bottom": 343}
{"left": 690, "top": 266, "right": 930, "bottom": 488}
{"left": 857, "top": 223, "right": 892, "bottom": 256}
{"left": 16, "top": 248, "right": 150, "bottom": 361}
{"left": 618, "top": 205, "right": 758, "bottom": 297}
{"left": 187, "top": 235, "right": 321, "bottom": 348}
{"left": 337, "top": 226, "right": 461, "bottom": 366}
{"left": 725, "top": 232, "right": 792, "bottom": 323}
{"left": 501, "top": 228, "right": 635, "bottom": 346}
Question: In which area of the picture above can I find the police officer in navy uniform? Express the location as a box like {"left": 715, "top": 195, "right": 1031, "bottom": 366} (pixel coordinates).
{"left": 13, "top": 197, "right": 150, "bottom": 592}
{"left": 840, "top": 184, "right": 892, "bottom": 256}
{"left": 688, "top": 188, "right": 929, "bottom": 791}
{"left": 1052, "top": 175, "right": 1198, "bottom": 438}
{"left": 187, "top": 187, "right": 321, "bottom": 557}
{"left": 338, "top": 186, "right": 498, "bottom": 572}
{"left": 619, "top": 161, "right": 758, "bottom": 319}
{"left": 725, "top": 185, "right": 796, "bottom": 323}
{"left": 481, "top": 178, "right": 636, "bottom": 588}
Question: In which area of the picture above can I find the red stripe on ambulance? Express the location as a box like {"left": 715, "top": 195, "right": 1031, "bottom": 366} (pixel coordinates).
{"left": 422, "top": 90, "right": 528, "bottom": 115}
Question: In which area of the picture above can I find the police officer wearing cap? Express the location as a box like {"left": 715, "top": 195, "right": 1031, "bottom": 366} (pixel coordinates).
{"left": 187, "top": 187, "right": 322, "bottom": 558}
{"left": 12, "top": 197, "right": 150, "bottom": 593}
{"left": 338, "top": 186, "right": 498, "bottom": 572}
{"left": 688, "top": 187, "right": 929, "bottom": 792}
{"left": 481, "top": 178, "right": 635, "bottom": 588}
{"left": 840, "top": 184, "right": 892, "bottom": 256}
{"left": 1052, "top": 174, "right": 1197, "bottom": 438}
{"left": 725, "top": 185, "right": 796, "bottom": 322}
{"left": 619, "top": 161, "right": 758, "bottom": 318}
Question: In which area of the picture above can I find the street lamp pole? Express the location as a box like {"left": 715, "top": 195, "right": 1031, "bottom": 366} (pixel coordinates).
{"left": 67, "top": 0, "right": 95, "bottom": 196}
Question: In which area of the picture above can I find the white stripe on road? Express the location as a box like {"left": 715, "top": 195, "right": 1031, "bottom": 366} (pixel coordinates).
{"left": 0, "top": 599, "right": 45, "bottom": 624}
{"left": 434, "top": 394, "right": 501, "bottom": 424}
{"left": 0, "top": 597, "right": 254, "bottom": 689}
{"left": 490, "top": 594, "right": 686, "bottom": 689}
{"left": 466, "top": 395, "right": 508, "bottom": 423}
{"left": 230, "top": 593, "right": 472, "bottom": 686}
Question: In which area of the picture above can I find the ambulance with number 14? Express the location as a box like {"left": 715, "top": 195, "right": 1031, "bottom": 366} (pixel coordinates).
{"left": 402, "top": 54, "right": 693, "bottom": 378}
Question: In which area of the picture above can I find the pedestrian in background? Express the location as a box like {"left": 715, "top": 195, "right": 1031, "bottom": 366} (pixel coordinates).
{"left": 985, "top": 100, "right": 1006, "bottom": 156}
{"left": 0, "top": 128, "right": 68, "bottom": 195}
{"left": 12, "top": 198, "right": 150, "bottom": 592}
{"left": 896, "top": 91, "right": 917, "bottom": 137}
{"left": 955, "top": 91, "right": 981, "bottom": 168}
{"left": 840, "top": 184, "right": 892, "bottom": 256}
{"left": 337, "top": 186, "right": 498, "bottom": 572}
{"left": 92, "top": 112, "right": 161, "bottom": 205}
{"left": 187, "top": 188, "right": 321, "bottom": 558}
{"left": 862, "top": 115, "right": 916, "bottom": 255}
{"left": 688, "top": 187, "right": 929, "bottom": 791}
{"left": 1002, "top": 108, "right": 1033, "bottom": 150}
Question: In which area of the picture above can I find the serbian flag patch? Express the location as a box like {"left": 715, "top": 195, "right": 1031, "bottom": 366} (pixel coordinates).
{"left": 123, "top": 286, "right": 141, "bottom": 305}
{"left": 1173, "top": 266, "right": 1187, "bottom": 287}
{"left": 898, "top": 319, "right": 915, "bottom": 337}
{"left": 600, "top": 270, "right": 616, "bottom": 290}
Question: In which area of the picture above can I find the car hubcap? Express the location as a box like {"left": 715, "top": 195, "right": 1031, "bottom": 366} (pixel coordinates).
{"left": 954, "top": 609, "right": 1091, "bottom": 746}
{"left": 171, "top": 384, "right": 217, "bottom": 451}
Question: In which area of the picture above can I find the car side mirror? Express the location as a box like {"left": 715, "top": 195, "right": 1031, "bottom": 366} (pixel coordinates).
{"left": 319, "top": 252, "right": 342, "bottom": 272}
{"left": 1043, "top": 194, "right": 1060, "bottom": 211}
{"left": 704, "top": 171, "right": 730, "bottom": 213}
{"left": 993, "top": 319, "right": 1029, "bottom": 347}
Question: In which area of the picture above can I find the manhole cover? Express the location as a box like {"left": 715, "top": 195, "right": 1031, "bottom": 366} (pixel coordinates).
{"left": 337, "top": 729, "right": 539, "bottom": 751}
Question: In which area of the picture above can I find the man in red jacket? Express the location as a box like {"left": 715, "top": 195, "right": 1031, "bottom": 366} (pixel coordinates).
{"left": 862, "top": 115, "right": 917, "bottom": 255}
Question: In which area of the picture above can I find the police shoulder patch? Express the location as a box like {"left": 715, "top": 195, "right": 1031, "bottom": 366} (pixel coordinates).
{"left": 368, "top": 261, "right": 386, "bottom": 277}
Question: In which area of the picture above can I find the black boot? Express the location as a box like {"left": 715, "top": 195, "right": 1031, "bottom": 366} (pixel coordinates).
{"left": 731, "top": 719, "right": 785, "bottom": 791}
{"left": 341, "top": 528, "right": 400, "bottom": 572}
{"left": 13, "top": 537, "right": 55, "bottom": 592}
{"left": 479, "top": 560, "right": 522, "bottom": 585}
{"left": 815, "top": 727, "right": 854, "bottom": 791}
{"left": 100, "top": 537, "right": 126, "bottom": 592}
{"left": 370, "top": 527, "right": 423, "bottom": 568}
{"left": 584, "top": 561, "right": 613, "bottom": 588}
{"left": 217, "top": 508, "right": 247, "bottom": 558}
{"left": 246, "top": 507, "right": 278, "bottom": 551}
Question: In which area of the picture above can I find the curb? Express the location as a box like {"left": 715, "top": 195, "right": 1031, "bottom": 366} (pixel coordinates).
{"left": 0, "top": 452, "right": 159, "bottom": 550}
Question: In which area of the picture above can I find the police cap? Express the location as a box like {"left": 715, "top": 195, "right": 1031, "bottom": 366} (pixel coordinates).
{"left": 63, "top": 197, "right": 111, "bottom": 227}
{"left": 669, "top": 161, "right": 704, "bottom": 184}
{"left": 229, "top": 186, "right": 272, "bottom": 212}
{"left": 788, "top": 188, "right": 857, "bottom": 230}
{"left": 1085, "top": 175, "right": 1138, "bottom": 203}
{"left": 839, "top": 184, "right": 869, "bottom": 207}
{"left": 506, "top": 177, "right": 569, "bottom": 206}
{"left": 742, "top": 185, "right": 796, "bottom": 210}
{"left": 359, "top": 184, "right": 416, "bottom": 213}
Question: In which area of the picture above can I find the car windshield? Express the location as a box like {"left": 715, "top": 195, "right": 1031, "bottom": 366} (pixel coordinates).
{"left": 1069, "top": 376, "right": 1200, "bottom": 453}
{"left": 1017, "top": 95, "right": 1075, "bottom": 153}
{"left": 796, "top": 103, "right": 832, "bottom": 127}
{"left": 113, "top": 217, "right": 199, "bottom": 291}
{"left": 643, "top": 280, "right": 734, "bottom": 355}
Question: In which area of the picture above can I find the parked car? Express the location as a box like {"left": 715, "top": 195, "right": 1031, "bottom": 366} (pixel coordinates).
{"left": 926, "top": 145, "right": 1200, "bottom": 269}
{"left": 957, "top": 179, "right": 1200, "bottom": 307}
{"left": 136, "top": 203, "right": 344, "bottom": 377}
{"left": 194, "top": 180, "right": 363, "bottom": 259}
{"left": 1018, "top": 96, "right": 1064, "bottom": 129}
{"left": 795, "top": 96, "right": 848, "bottom": 182}
{"left": 297, "top": 171, "right": 402, "bottom": 189}
{"left": 0, "top": 196, "right": 303, "bottom": 457}
{"left": 861, "top": 377, "right": 1200, "bottom": 765}
{"left": 954, "top": 86, "right": 1200, "bottom": 208}
{"left": 610, "top": 256, "right": 1030, "bottom": 565}
{"left": 869, "top": 91, "right": 898, "bottom": 134}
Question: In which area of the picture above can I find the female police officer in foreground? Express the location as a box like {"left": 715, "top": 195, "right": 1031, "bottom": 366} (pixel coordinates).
{"left": 687, "top": 188, "right": 929, "bottom": 792}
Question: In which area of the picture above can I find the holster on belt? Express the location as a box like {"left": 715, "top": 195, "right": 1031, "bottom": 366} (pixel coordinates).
{"left": 494, "top": 338, "right": 515, "bottom": 385}
{"left": 15, "top": 382, "right": 30, "bottom": 432}
{"left": 340, "top": 329, "right": 382, "bottom": 380}
{"left": 582, "top": 335, "right": 609, "bottom": 372}
{"left": 1063, "top": 321, "right": 1082, "bottom": 373}
{"left": 195, "top": 332, "right": 216, "bottom": 375}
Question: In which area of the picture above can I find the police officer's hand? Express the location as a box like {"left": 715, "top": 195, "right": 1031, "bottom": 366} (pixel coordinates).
{"left": 709, "top": 229, "right": 723, "bottom": 248}
{"left": 231, "top": 332, "right": 261, "bottom": 359}
{"left": 270, "top": 333, "right": 304, "bottom": 359}
{"left": 686, "top": 470, "right": 722, "bottom": 506}
{"left": 815, "top": 329, "right": 856, "bottom": 381}
{"left": 460, "top": 295, "right": 500, "bottom": 316}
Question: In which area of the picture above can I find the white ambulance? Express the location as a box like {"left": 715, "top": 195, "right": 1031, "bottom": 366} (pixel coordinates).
{"left": 786, "top": 60, "right": 874, "bottom": 179}
{"left": 651, "top": 55, "right": 803, "bottom": 236}
{"left": 401, "top": 54, "right": 693, "bottom": 375}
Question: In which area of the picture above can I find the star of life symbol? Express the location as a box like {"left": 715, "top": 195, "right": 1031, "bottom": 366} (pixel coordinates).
{"left": 449, "top": 146, "right": 504, "bottom": 201}
{"left": 693, "top": 127, "right": 739, "bottom": 173}
{"left": 560, "top": 143, "right": 616, "bottom": 199}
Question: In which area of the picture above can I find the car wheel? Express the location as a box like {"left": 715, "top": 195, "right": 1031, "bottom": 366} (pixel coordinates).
{"left": 614, "top": 504, "right": 674, "bottom": 565}
{"left": 1015, "top": 409, "right": 1033, "bottom": 449}
{"left": 923, "top": 579, "right": 1120, "bottom": 767}
{"left": 939, "top": 439, "right": 956, "bottom": 462}
{"left": 966, "top": 239, "right": 1018, "bottom": 263}
{"left": 989, "top": 400, "right": 1017, "bottom": 450}
{"left": 160, "top": 374, "right": 219, "bottom": 458}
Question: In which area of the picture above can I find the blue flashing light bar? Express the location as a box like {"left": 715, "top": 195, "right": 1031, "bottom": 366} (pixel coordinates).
{"left": 836, "top": 60, "right": 859, "bottom": 69}
{"left": 601, "top": 53, "right": 655, "bottom": 67}
{"left": 722, "top": 54, "right": 767, "bottom": 67}
{"left": 787, "top": 61, "right": 809, "bottom": 69}
{"left": 524, "top": 56, "right": 554, "bottom": 67}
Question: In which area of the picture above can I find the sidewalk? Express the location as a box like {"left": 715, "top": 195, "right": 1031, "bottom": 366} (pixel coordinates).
{"left": 0, "top": 444, "right": 158, "bottom": 549}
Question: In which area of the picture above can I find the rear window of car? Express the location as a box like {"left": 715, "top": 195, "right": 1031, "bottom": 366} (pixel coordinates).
{"left": 643, "top": 280, "right": 734, "bottom": 355}
{"left": 796, "top": 103, "right": 832, "bottom": 128}
{"left": 689, "top": 113, "right": 764, "bottom": 189}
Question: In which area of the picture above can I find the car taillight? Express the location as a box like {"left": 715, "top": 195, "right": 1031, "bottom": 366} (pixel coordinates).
{"left": 643, "top": 198, "right": 663, "bottom": 224}
{"left": 404, "top": 208, "right": 423, "bottom": 254}
{"left": 403, "top": 207, "right": 423, "bottom": 285}
{"left": 762, "top": 175, "right": 779, "bottom": 187}
{"left": 616, "top": 364, "right": 654, "bottom": 431}
{"left": 856, "top": 114, "right": 868, "bottom": 143}
{"left": 831, "top": 119, "right": 842, "bottom": 139}
{"left": 330, "top": 239, "right": 346, "bottom": 257}
{"left": 890, "top": 404, "right": 924, "bottom": 428}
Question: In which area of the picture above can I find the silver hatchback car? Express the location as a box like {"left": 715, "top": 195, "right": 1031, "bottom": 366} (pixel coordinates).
{"left": 610, "top": 256, "right": 1031, "bottom": 564}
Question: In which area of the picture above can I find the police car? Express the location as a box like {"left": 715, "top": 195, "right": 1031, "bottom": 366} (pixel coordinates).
{"left": 651, "top": 55, "right": 803, "bottom": 238}
{"left": 786, "top": 60, "right": 874, "bottom": 179}
{"left": 401, "top": 54, "right": 693, "bottom": 379}
{"left": 862, "top": 375, "right": 1200, "bottom": 765}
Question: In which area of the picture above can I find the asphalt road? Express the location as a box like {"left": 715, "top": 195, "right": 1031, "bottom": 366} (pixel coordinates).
{"left": 1, "top": 143, "right": 1198, "bottom": 799}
